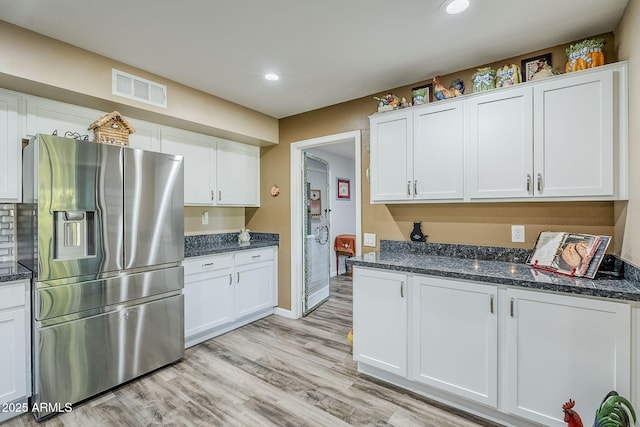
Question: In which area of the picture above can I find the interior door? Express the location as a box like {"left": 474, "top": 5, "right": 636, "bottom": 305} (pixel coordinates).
{"left": 303, "top": 152, "right": 330, "bottom": 315}
{"left": 124, "top": 147, "right": 184, "bottom": 269}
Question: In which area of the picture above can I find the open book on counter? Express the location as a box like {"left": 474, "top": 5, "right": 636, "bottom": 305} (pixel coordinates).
{"left": 526, "top": 231, "right": 611, "bottom": 279}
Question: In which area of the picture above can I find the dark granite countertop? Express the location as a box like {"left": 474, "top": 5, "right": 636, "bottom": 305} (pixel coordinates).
{"left": 184, "top": 232, "right": 279, "bottom": 258}
{"left": 0, "top": 262, "right": 32, "bottom": 284}
{"left": 347, "top": 241, "right": 640, "bottom": 302}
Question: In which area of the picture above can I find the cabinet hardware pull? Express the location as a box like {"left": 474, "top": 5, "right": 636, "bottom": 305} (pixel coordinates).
{"left": 414, "top": 180, "right": 417, "bottom": 195}
{"left": 407, "top": 181, "right": 411, "bottom": 197}
{"left": 218, "top": 190, "right": 222, "bottom": 201}
{"left": 228, "top": 273, "right": 232, "bottom": 285}
{"left": 211, "top": 190, "right": 214, "bottom": 201}
{"left": 526, "top": 174, "right": 531, "bottom": 192}
{"left": 490, "top": 295, "right": 494, "bottom": 314}
{"left": 202, "top": 262, "right": 214, "bottom": 268}
{"left": 400, "top": 281, "right": 404, "bottom": 298}
{"left": 537, "top": 173, "right": 543, "bottom": 193}
{"left": 252, "top": 255, "right": 261, "bottom": 259}
{"left": 237, "top": 272, "right": 240, "bottom": 283}
{"left": 510, "top": 298, "right": 514, "bottom": 317}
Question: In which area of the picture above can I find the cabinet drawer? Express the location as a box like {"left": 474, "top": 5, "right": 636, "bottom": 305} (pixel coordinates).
{"left": 183, "top": 254, "right": 233, "bottom": 276}
{"left": 0, "top": 282, "right": 26, "bottom": 310}
{"left": 235, "top": 248, "right": 275, "bottom": 266}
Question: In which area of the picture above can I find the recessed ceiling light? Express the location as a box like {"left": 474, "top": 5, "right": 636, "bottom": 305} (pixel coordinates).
{"left": 265, "top": 73, "right": 279, "bottom": 81}
{"left": 445, "top": 0, "right": 469, "bottom": 14}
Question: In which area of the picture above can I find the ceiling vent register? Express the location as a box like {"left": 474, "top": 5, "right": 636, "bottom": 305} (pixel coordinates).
{"left": 112, "top": 69, "right": 167, "bottom": 108}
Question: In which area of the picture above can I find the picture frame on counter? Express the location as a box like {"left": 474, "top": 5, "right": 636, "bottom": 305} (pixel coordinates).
{"left": 336, "top": 178, "right": 350, "bottom": 201}
{"left": 521, "top": 53, "right": 552, "bottom": 82}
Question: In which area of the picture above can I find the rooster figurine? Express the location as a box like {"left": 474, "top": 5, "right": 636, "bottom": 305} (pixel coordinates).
{"left": 433, "top": 76, "right": 462, "bottom": 101}
{"left": 563, "top": 391, "right": 637, "bottom": 427}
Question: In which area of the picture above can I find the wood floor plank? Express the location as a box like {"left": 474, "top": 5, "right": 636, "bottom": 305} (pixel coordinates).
{"left": 3, "top": 275, "right": 502, "bottom": 427}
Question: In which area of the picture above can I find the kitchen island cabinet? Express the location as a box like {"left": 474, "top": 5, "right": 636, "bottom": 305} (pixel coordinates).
{"left": 353, "top": 268, "right": 407, "bottom": 376}
{"left": 183, "top": 246, "right": 277, "bottom": 348}
{"left": 0, "top": 279, "right": 30, "bottom": 424}
{"left": 503, "top": 288, "right": 630, "bottom": 427}
{"left": 349, "top": 244, "right": 637, "bottom": 427}
{"left": 409, "top": 275, "right": 498, "bottom": 408}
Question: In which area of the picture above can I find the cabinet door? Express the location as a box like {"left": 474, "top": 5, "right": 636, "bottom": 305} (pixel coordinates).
{"left": 0, "top": 92, "right": 20, "bottom": 201}
{"left": 466, "top": 87, "right": 533, "bottom": 199}
{"left": 369, "top": 111, "right": 412, "bottom": 202}
{"left": 216, "top": 139, "right": 260, "bottom": 206}
{"left": 410, "top": 276, "right": 497, "bottom": 407}
{"left": 504, "top": 289, "right": 631, "bottom": 427}
{"left": 26, "top": 96, "right": 101, "bottom": 138}
{"left": 534, "top": 69, "right": 614, "bottom": 198}
{"left": 0, "top": 308, "right": 27, "bottom": 404}
{"left": 160, "top": 126, "right": 215, "bottom": 206}
{"left": 183, "top": 267, "right": 235, "bottom": 342}
{"left": 352, "top": 268, "right": 407, "bottom": 376}
{"left": 127, "top": 118, "right": 160, "bottom": 152}
{"left": 413, "top": 103, "right": 464, "bottom": 200}
{"left": 235, "top": 260, "right": 276, "bottom": 318}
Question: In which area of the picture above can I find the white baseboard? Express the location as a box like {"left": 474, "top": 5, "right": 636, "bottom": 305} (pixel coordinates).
{"left": 273, "top": 307, "right": 298, "bottom": 319}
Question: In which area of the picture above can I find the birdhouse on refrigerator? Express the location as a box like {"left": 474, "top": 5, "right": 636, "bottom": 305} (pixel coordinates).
{"left": 88, "top": 111, "right": 135, "bottom": 146}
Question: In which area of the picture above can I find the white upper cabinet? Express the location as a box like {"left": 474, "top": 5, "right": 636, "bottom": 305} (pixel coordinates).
{"left": 465, "top": 86, "right": 533, "bottom": 199}
{"left": 370, "top": 110, "right": 412, "bottom": 202}
{"left": 0, "top": 91, "right": 21, "bottom": 202}
{"left": 370, "top": 102, "right": 464, "bottom": 203}
{"left": 160, "top": 126, "right": 215, "bottom": 206}
{"left": 533, "top": 68, "right": 614, "bottom": 198}
{"left": 216, "top": 139, "right": 260, "bottom": 207}
{"left": 370, "top": 62, "right": 628, "bottom": 203}
{"left": 413, "top": 103, "right": 464, "bottom": 200}
{"left": 127, "top": 118, "right": 160, "bottom": 153}
{"left": 26, "top": 96, "right": 101, "bottom": 139}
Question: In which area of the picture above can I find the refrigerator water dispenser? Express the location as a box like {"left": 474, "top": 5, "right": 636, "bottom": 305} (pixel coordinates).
{"left": 54, "top": 210, "right": 96, "bottom": 260}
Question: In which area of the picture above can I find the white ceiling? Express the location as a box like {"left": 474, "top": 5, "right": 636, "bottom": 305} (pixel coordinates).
{"left": 0, "top": 0, "right": 629, "bottom": 119}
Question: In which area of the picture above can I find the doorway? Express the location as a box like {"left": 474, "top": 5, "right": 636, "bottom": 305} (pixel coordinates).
{"left": 302, "top": 153, "right": 331, "bottom": 314}
{"left": 290, "top": 130, "right": 362, "bottom": 319}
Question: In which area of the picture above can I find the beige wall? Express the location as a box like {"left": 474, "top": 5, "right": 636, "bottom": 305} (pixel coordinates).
{"left": 248, "top": 33, "right": 620, "bottom": 310}
{"left": 184, "top": 207, "right": 245, "bottom": 235}
{"left": 0, "top": 21, "right": 278, "bottom": 146}
{"left": 616, "top": 0, "right": 640, "bottom": 266}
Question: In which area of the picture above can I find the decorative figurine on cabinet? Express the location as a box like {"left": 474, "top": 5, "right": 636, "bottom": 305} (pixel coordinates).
{"left": 410, "top": 222, "right": 427, "bottom": 242}
{"left": 433, "top": 76, "right": 463, "bottom": 100}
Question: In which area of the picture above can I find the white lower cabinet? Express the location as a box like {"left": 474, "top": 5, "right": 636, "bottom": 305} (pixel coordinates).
{"left": 352, "top": 268, "right": 634, "bottom": 427}
{"left": 353, "top": 267, "right": 407, "bottom": 376}
{"left": 503, "top": 288, "right": 631, "bottom": 427}
{"left": 409, "top": 275, "right": 498, "bottom": 407}
{"left": 183, "top": 247, "right": 277, "bottom": 348}
{"left": 0, "top": 281, "right": 30, "bottom": 423}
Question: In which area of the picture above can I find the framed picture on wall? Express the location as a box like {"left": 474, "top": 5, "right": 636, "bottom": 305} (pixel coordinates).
{"left": 337, "top": 178, "right": 350, "bottom": 200}
{"left": 309, "top": 189, "right": 321, "bottom": 218}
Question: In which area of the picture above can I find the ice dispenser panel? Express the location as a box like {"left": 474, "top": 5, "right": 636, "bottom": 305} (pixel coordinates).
{"left": 54, "top": 211, "right": 96, "bottom": 260}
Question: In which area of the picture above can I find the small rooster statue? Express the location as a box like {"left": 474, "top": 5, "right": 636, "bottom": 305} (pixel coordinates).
{"left": 563, "top": 391, "right": 637, "bottom": 427}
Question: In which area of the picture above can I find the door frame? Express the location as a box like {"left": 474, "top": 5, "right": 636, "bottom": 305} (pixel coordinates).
{"left": 290, "top": 130, "right": 362, "bottom": 319}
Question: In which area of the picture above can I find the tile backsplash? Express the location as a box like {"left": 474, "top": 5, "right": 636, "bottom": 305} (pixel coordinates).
{"left": 0, "top": 203, "right": 15, "bottom": 262}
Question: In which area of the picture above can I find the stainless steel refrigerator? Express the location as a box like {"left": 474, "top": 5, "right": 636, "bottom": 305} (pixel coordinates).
{"left": 18, "top": 134, "right": 185, "bottom": 420}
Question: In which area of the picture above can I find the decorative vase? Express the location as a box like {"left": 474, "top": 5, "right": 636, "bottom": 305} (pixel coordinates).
{"left": 410, "top": 222, "right": 426, "bottom": 242}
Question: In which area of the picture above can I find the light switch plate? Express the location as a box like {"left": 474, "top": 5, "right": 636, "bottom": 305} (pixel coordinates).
{"left": 364, "top": 233, "right": 376, "bottom": 247}
{"left": 202, "top": 211, "right": 209, "bottom": 225}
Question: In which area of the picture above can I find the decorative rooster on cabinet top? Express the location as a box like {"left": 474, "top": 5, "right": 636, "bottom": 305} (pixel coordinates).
{"left": 563, "top": 391, "right": 637, "bottom": 427}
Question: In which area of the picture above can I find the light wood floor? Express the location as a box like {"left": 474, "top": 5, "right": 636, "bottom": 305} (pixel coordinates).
{"left": 5, "top": 276, "right": 502, "bottom": 427}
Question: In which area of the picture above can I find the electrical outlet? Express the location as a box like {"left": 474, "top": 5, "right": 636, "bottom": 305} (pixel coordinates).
{"left": 202, "top": 211, "right": 209, "bottom": 225}
{"left": 364, "top": 233, "right": 377, "bottom": 247}
{"left": 511, "top": 225, "right": 525, "bottom": 243}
